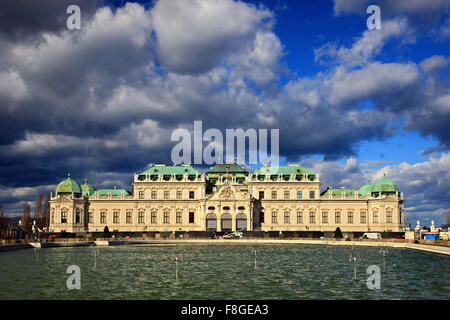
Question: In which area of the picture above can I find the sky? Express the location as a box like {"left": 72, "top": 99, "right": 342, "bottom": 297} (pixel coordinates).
{"left": 0, "top": 0, "right": 449, "bottom": 226}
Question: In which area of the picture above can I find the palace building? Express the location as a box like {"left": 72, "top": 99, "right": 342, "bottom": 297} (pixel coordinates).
{"left": 49, "top": 163, "right": 405, "bottom": 234}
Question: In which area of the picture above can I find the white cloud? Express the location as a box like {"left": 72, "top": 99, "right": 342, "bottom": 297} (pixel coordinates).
{"left": 151, "top": 0, "right": 273, "bottom": 74}
{"left": 314, "top": 18, "right": 412, "bottom": 68}
{"left": 329, "top": 62, "right": 420, "bottom": 106}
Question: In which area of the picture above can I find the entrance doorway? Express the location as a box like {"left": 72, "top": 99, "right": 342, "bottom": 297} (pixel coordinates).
{"left": 206, "top": 213, "right": 217, "bottom": 231}
{"left": 221, "top": 213, "right": 232, "bottom": 232}
{"left": 236, "top": 213, "right": 247, "bottom": 231}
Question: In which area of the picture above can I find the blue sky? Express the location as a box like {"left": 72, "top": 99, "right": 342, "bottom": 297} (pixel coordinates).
{"left": 0, "top": 0, "right": 449, "bottom": 226}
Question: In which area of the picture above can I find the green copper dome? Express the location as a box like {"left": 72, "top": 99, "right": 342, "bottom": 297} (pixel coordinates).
{"left": 55, "top": 173, "right": 82, "bottom": 195}
{"left": 358, "top": 180, "right": 372, "bottom": 196}
{"left": 371, "top": 174, "right": 399, "bottom": 193}
{"left": 81, "top": 178, "right": 95, "bottom": 196}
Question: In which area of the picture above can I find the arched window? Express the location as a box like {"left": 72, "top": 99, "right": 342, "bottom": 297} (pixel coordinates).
{"left": 236, "top": 213, "right": 247, "bottom": 230}
{"left": 206, "top": 213, "right": 217, "bottom": 231}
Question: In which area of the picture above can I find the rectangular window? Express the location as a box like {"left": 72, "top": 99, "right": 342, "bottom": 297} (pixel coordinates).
{"left": 284, "top": 212, "right": 290, "bottom": 223}
{"left": 138, "top": 211, "right": 144, "bottom": 224}
{"left": 176, "top": 191, "right": 182, "bottom": 199}
{"left": 176, "top": 212, "right": 182, "bottom": 224}
{"left": 61, "top": 211, "right": 67, "bottom": 224}
{"left": 100, "top": 211, "right": 106, "bottom": 224}
{"left": 322, "top": 211, "right": 328, "bottom": 224}
{"left": 189, "top": 212, "right": 195, "bottom": 223}
{"left": 373, "top": 211, "right": 379, "bottom": 223}
{"left": 164, "top": 212, "right": 169, "bottom": 224}
{"left": 189, "top": 191, "right": 195, "bottom": 199}
{"left": 164, "top": 191, "right": 169, "bottom": 199}
{"left": 386, "top": 211, "right": 393, "bottom": 223}
{"left": 297, "top": 211, "right": 302, "bottom": 223}
{"left": 348, "top": 211, "right": 354, "bottom": 224}
{"left": 284, "top": 191, "right": 290, "bottom": 199}
{"left": 138, "top": 191, "right": 144, "bottom": 199}
{"left": 151, "top": 190, "right": 157, "bottom": 199}
{"left": 126, "top": 211, "right": 132, "bottom": 224}
{"left": 151, "top": 211, "right": 157, "bottom": 224}
{"left": 259, "top": 191, "right": 264, "bottom": 199}
{"left": 271, "top": 212, "right": 277, "bottom": 224}
{"left": 297, "top": 191, "right": 302, "bottom": 199}
{"left": 361, "top": 211, "right": 367, "bottom": 224}
{"left": 271, "top": 190, "right": 277, "bottom": 199}
{"left": 75, "top": 210, "right": 81, "bottom": 224}
{"left": 88, "top": 212, "right": 93, "bottom": 224}
{"left": 310, "top": 191, "right": 315, "bottom": 199}
{"left": 335, "top": 211, "right": 341, "bottom": 224}
{"left": 113, "top": 211, "right": 119, "bottom": 224}
{"left": 309, "top": 211, "right": 315, "bottom": 224}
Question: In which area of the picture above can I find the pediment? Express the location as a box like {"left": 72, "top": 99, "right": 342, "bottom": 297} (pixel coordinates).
{"left": 54, "top": 195, "right": 73, "bottom": 203}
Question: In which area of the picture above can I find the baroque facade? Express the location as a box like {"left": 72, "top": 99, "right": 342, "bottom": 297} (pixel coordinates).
{"left": 49, "top": 163, "right": 405, "bottom": 234}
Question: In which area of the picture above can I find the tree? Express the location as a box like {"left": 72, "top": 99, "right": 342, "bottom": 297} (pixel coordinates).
{"left": 43, "top": 194, "right": 51, "bottom": 230}
{"left": 34, "top": 194, "right": 43, "bottom": 229}
{"left": 103, "top": 226, "right": 110, "bottom": 238}
{"left": 21, "top": 202, "right": 32, "bottom": 234}
{"left": 333, "top": 227, "right": 343, "bottom": 239}
{"left": 0, "top": 204, "right": 9, "bottom": 235}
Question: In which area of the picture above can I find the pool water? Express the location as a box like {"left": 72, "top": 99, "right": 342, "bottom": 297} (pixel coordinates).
{"left": 0, "top": 244, "right": 448, "bottom": 299}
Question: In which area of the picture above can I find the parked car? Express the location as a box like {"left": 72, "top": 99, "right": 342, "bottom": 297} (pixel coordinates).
{"left": 360, "top": 232, "right": 382, "bottom": 239}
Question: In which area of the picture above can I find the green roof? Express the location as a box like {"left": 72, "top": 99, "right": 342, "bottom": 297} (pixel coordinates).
{"left": 139, "top": 165, "right": 200, "bottom": 176}
{"left": 56, "top": 174, "right": 82, "bottom": 194}
{"left": 206, "top": 163, "right": 248, "bottom": 178}
{"left": 322, "top": 188, "right": 356, "bottom": 197}
{"left": 358, "top": 181, "right": 372, "bottom": 195}
{"left": 253, "top": 164, "right": 314, "bottom": 176}
{"left": 96, "top": 189, "right": 129, "bottom": 197}
{"left": 81, "top": 178, "right": 95, "bottom": 196}
{"left": 371, "top": 175, "right": 399, "bottom": 193}
{"left": 206, "top": 163, "right": 248, "bottom": 174}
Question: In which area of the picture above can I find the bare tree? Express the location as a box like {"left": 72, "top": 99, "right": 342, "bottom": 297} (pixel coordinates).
{"left": 21, "top": 202, "right": 32, "bottom": 234}
{"left": 44, "top": 194, "right": 51, "bottom": 229}
{"left": 34, "top": 194, "right": 43, "bottom": 229}
{"left": 0, "top": 204, "right": 9, "bottom": 236}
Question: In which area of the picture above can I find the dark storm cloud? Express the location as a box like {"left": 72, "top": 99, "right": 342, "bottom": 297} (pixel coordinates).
{"left": 0, "top": 0, "right": 97, "bottom": 42}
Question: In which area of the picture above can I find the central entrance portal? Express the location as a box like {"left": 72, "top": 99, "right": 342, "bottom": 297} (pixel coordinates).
{"left": 206, "top": 213, "right": 217, "bottom": 231}
{"left": 221, "top": 213, "right": 232, "bottom": 232}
